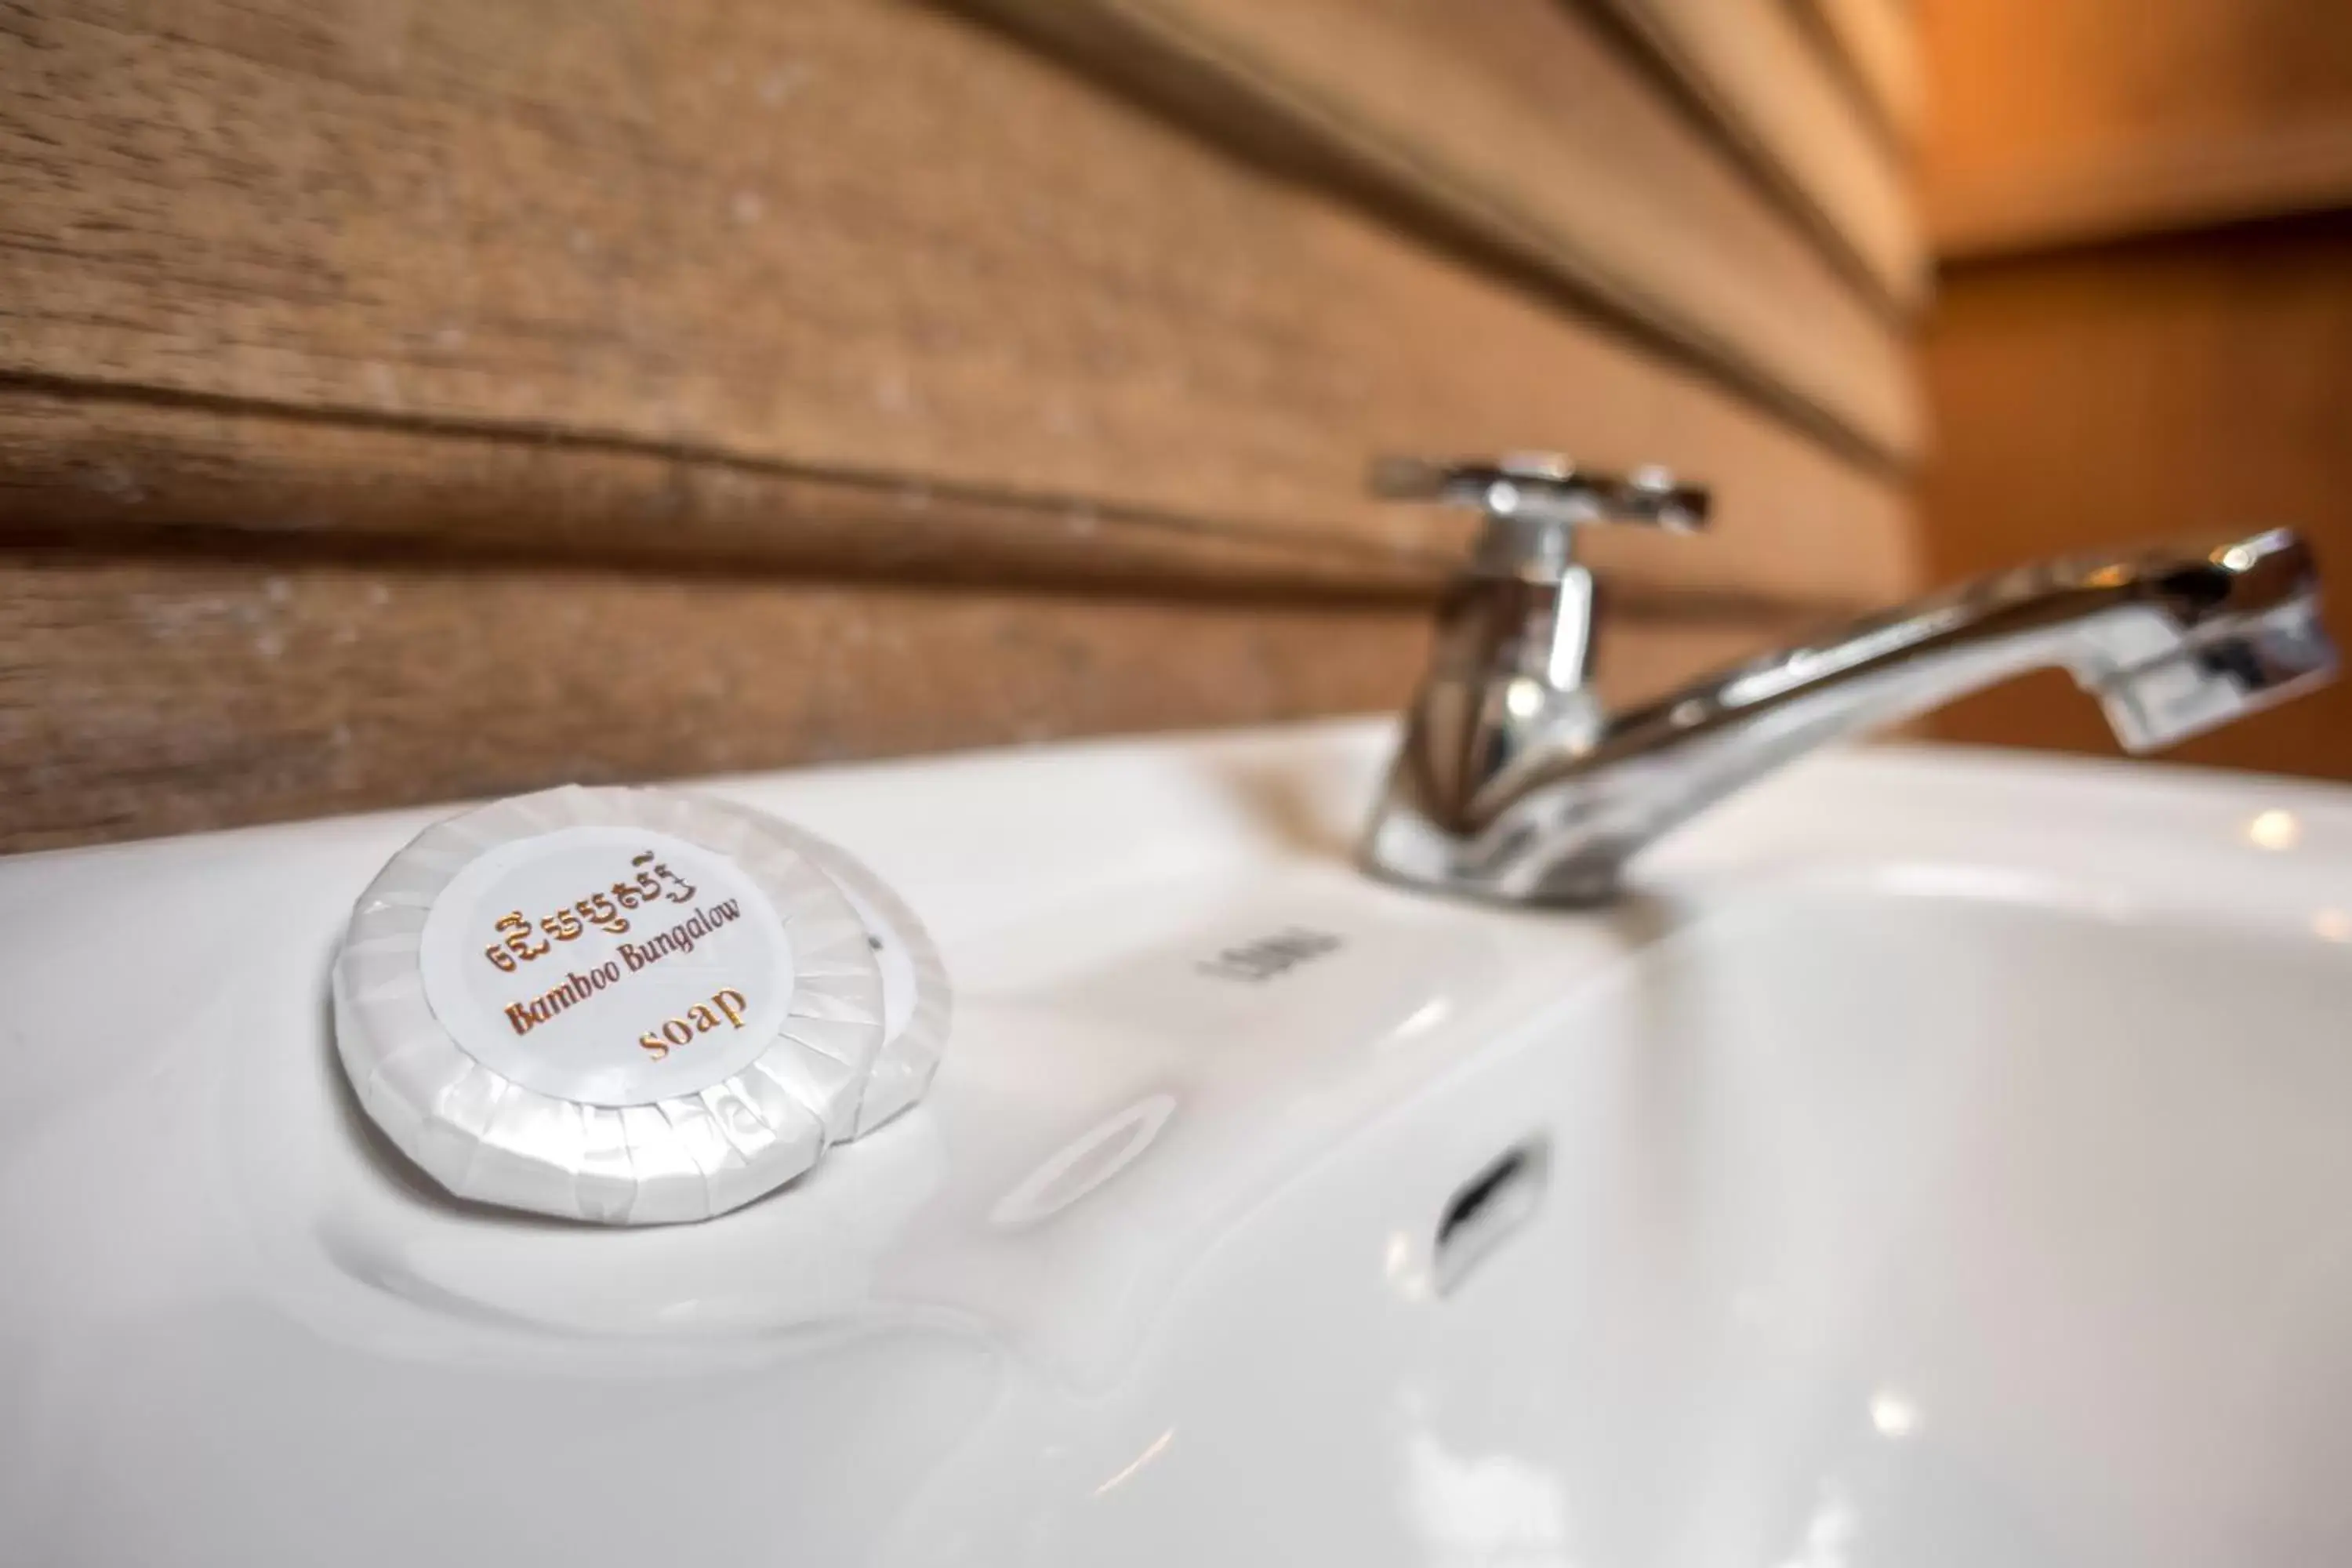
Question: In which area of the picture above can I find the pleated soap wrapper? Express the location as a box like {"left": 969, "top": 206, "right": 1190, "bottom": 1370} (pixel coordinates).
{"left": 332, "top": 784, "right": 908, "bottom": 1225}
{"left": 702, "top": 800, "right": 953, "bottom": 1139}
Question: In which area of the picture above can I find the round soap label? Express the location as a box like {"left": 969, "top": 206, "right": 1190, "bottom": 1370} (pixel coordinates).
{"left": 416, "top": 826, "right": 797, "bottom": 1106}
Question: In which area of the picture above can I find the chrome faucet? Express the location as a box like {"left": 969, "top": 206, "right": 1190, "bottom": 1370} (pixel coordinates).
{"left": 1361, "top": 454, "right": 2338, "bottom": 904}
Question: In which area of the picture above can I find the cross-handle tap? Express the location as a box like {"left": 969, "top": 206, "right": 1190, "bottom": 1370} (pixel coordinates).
{"left": 1362, "top": 454, "right": 2338, "bottom": 905}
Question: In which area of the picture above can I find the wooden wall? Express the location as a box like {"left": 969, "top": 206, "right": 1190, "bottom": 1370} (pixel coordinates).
{"left": 1920, "top": 1, "right": 2352, "bottom": 779}
{"left": 0, "top": 0, "right": 1920, "bottom": 848}
{"left": 1925, "top": 0, "right": 2352, "bottom": 258}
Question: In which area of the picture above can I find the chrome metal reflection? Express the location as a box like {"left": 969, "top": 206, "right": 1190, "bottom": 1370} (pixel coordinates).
{"left": 1362, "top": 454, "right": 2339, "bottom": 905}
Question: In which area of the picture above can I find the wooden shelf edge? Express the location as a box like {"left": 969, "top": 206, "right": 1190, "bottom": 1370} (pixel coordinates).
{"left": 1931, "top": 121, "right": 2352, "bottom": 260}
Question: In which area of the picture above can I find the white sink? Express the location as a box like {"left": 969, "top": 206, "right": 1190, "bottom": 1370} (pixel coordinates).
{"left": 3, "top": 721, "right": 2348, "bottom": 1565}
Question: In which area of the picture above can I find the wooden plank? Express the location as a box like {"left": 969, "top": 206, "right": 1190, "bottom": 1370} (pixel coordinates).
{"left": 1590, "top": 0, "right": 1926, "bottom": 310}
{"left": 1924, "top": 0, "right": 2352, "bottom": 256}
{"left": 0, "top": 0, "right": 1918, "bottom": 608}
{"left": 0, "top": 377, "right": 1916, "bottom": 616}
{"left": 0, "top": 0, "right": 1921, "bottom": 846}
{"left": 1798, "top": 0, "right": 1924, "bottom": 150}
{"left": 1931, "top": 123, "right": 2352, "bottom": 260}
{"left": 0, "top": 552, "right": 1801, "bottom": 850}
{"left": 1921, "top": 212, "right": 2352, "bottom": 780}
{"left": 963, "top": 0, "right": 1921, "bottom": 457}
{"left": 0, "top": 384, "right": 1455, "bottom": 601}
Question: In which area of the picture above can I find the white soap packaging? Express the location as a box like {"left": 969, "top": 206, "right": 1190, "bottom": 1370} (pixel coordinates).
{"left": 332, "top": 784, "right": 950, "bottom": 1224}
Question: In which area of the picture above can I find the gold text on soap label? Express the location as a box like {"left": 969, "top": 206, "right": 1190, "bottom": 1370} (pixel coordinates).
{"left": 638, "top": 989, "right": 752, "bottom": 1061}
{"left": 614, "top": 897, "right": 746, "bottom": 972}
{"left": 499, "top": 967, "right": 753, "bottom": 1059}
{"left": 500, "top": 895, "right": 752, "bottom": 1055}
{"left": 482, "top": 850, "right": 699, "bottom": 971}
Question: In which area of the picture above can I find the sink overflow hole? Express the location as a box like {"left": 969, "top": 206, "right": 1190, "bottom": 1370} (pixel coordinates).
{"left": 1433, "top": 1134, "right": 1551, "bottom": 1297}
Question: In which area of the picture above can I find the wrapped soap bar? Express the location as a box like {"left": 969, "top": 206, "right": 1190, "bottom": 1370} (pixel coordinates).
{"left": 706, "top": 802, "right": 952, "bottom": 1138}
{"left": 333, "top": 784, "right": 898, "bottom": 1224}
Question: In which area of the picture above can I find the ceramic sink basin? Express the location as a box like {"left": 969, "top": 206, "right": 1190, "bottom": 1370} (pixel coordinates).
{"left": 2, "top": 720, "right": 2348, "bottom": 1566}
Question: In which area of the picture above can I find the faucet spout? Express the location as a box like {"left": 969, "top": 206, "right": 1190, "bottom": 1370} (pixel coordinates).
{"left": 1364, "top": 526, "right": 2336, "bottom": 905}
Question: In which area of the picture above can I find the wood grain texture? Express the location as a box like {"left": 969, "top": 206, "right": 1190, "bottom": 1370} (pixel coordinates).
{"left": 1924, "top": 0, "right": 2352, "bottom": 256}
{"left": 0, "top": 0, "right": 1921, "bottom": 846}
{"left": 963, "top": 0, "right": 1920, "bottom": 459}
{"left": 0, "top": 0, "right": 1917, "bottom": 604}
{"left": 0, "top": 383, "right": 1457, "bottom": 601}
{"left": 0, "top": 375, "right": 1917, "bottom": 616}
{"left": 1589, "top": 0, "right": 1925, "bottom": 310}
{"left": 0, "top": 551, "right": 1800, "bottom": 850}
{"left": 1921, "top": 212, "right": 2352, "bottom": 779}
{"left": 1799, "top": 0, "right": 1923, "bottom": 149}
